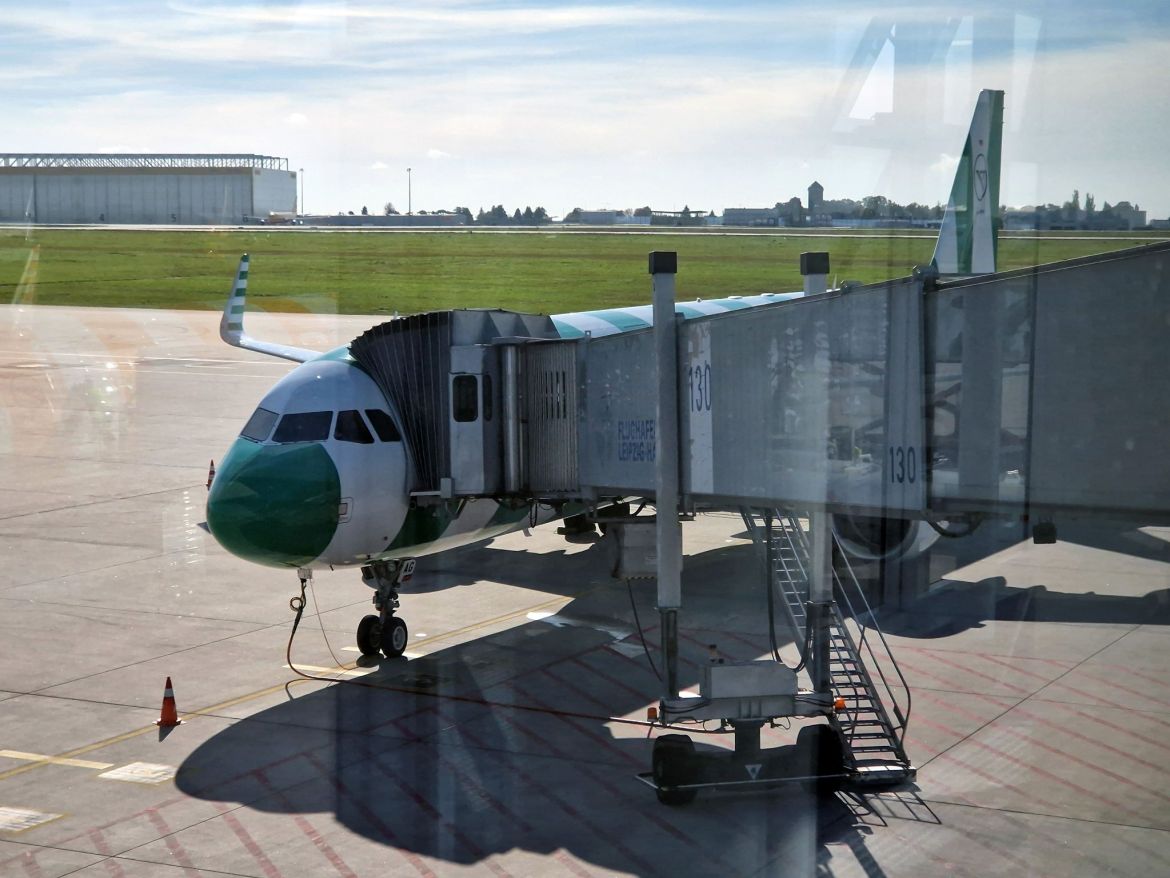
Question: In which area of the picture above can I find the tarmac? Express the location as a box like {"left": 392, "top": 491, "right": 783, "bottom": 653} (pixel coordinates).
{"left": 1, "top": 301, "right": 1169, "bottom": 877}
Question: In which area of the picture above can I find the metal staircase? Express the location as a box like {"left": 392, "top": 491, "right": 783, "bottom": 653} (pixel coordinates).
{"left": 741, "top": 509, "right": 916, "bottom": 785}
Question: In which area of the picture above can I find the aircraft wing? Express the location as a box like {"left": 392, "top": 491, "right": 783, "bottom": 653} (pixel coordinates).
{"left": 219, "top": 254, "right": 321, "bottom": 363}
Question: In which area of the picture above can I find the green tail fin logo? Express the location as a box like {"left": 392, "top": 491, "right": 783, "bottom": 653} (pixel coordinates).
{"left": 931, "top": 89, "right": 1004, "bottom": 275}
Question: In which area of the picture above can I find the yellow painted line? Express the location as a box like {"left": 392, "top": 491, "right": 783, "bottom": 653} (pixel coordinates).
{"left": 0, "top": 586, "right": 598, "bottom": 784}
{"left": 283, "top": 664, "right": 373, "bottom": 678}
{"left": 0, "top": 750, "right": 114, "bottom": 771}
{"left": 407, "top": 590, "right": 584, "bottom": 649}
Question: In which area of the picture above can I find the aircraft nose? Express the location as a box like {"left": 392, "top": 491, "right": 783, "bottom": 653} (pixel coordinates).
{"left": 206, "top": 439, "right": 341, "bottom": 568}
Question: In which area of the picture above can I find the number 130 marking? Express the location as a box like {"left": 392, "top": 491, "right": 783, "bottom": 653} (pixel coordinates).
{"left": 689, "top": 362, "right": 712, "bottom": 412}
{"left": 888, "top": 445, "right": 917, "bottom": 484}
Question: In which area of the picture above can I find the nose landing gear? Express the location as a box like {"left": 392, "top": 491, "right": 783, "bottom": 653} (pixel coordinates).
{"left": 358, "top": 559, "right": 416, "bottom": 658}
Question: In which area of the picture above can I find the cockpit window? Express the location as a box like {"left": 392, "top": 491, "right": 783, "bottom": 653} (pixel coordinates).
{"left": 365, "top": 409, "right": 401, "bottom": 442}
{"left": 335, "top": 409, "right": 374, "bottom": 444}
{"left": 240, "top": 407, "right": 278, "bottom": 442}
{"left": 272, "top": 411, "right": 333, "bottom": 443}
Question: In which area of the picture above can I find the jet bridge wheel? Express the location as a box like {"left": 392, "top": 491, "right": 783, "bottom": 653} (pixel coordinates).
{"left": 653, "top": 734, "right": 697, "bottom": 806}
{"left": 356, "top": 614, "right": 383, "bottom": 657}
{"left": 381, "top": 616, "right": 408, "bottom": 658}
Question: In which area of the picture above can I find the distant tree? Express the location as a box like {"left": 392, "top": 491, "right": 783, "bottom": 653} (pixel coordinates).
{"left": 361, "top": 205, "right": 369, "bottom": 216}
{"left": 1085, "top": 193, "right": 1096, "bottom": 215}
{"left": 633, "top": 206, "right": 653, "bottom": 217}
{"left": 383, "top": 202, "right": 399, "bottom": 215}
{"left": 522, "top": 206, "right": 534, "bottom": 223}
{"left": 565, "top": 207, "right": 583, "bottom": 222}
{"left": 533, "top": 206, "right": 549, "bottom": 224}
{"left": 476, "top": 207, "right": 487, "bottom": 223}
{"left": 347, "top": 210, "right": 355, "bottom": 215}
{"left": 490, "top": 205, "right": 509, "bottom": 223}
{"left": 454, "top": 206, "right": 473, "bottom": 222}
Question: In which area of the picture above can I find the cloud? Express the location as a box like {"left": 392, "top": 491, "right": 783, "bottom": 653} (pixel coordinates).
{"left": 286, "top": 112, "right": 308, "bottom": 127}
{"left": 370, "top": 161, "right": 389, "bottom": 170}
{"left": 426, "top": 148, "right": 453, "bottom": 160}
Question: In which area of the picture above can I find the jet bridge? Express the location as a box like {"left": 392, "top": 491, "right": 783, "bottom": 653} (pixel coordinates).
{"left": 349, "top": 241, "right": 1169, "bottom": 801}
{"left": 348, "top": 241, "right": 1170, "bottom": 522}
{"left": 501, "top": 240, "right": 1170, "bottom": 523}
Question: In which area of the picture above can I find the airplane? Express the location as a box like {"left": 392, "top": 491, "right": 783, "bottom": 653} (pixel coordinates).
{"left": 205, "top": 89, "right": 1004, "bottom": 659}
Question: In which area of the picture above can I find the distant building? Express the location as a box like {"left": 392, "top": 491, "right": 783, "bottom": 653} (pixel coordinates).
{"left": 0, "top": 153, "right": 296, "bottom": 224}
{"left": 722, "top": 206, "right": 780, "bottom": 227}
{"left": 808, "top": 181, "right": 823, "bottom": 214}
{"left": 1112, "top": 201, "right": 1147, "bottom": 229}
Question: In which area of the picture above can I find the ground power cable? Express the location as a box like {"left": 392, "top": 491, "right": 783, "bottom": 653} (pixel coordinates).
{"left": 283, "top": 579, "right": 737, "bottom": 736}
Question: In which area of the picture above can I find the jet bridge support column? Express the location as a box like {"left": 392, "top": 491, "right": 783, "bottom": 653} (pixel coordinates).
{"left": 651, "top": 251, "right": 683, "bottom": 700}
{"left": 808, "top": 510, "right": 833, "bottom": 693}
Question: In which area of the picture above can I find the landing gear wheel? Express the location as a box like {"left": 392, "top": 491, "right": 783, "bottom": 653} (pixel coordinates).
{"left": 381, "top": 616, "right": 409, "bottom": 658}
{"left": 797, "top": 724, "right": 845, "bottom": 793}
{"left": 652, "top": 734, "right": 697, "bottom": 806}
{"left": 356, "top": 614, "right": 382, "bottom": 657}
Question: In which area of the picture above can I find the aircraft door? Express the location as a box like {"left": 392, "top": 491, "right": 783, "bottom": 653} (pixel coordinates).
{"left": 448, "top": 345, "right": 500, "bottom": 496}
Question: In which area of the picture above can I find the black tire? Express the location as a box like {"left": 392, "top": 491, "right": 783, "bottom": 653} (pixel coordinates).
{"left": 652, "top": 734, "right": 697, "bottom": 806}
{"left": 797, "top": 724, "right": 845, "bottom": 792}
{"left": 381, "top": 616, "right": 409, "bottom": 658}
{"left": 356, "top": 614, "right": 382, "bottom": 656}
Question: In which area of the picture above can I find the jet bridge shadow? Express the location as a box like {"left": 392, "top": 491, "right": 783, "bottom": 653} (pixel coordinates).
{"left": 175, "top": 542, "right": 909, "bottom": 876}
{"left": 875, "top": 517, "right": 1170, "bottom": 639}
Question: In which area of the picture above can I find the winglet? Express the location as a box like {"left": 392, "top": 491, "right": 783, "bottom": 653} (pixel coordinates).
{"left": 931, "top": 89, "right": 1004, "bottom": 276}
{"left": 219, "top": 254, "right": 320, "bottom": 363}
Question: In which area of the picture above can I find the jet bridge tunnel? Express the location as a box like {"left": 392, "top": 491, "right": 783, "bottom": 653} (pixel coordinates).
{"left": 350, "top": 240, "right": 1170, "bottom": 527}
{"left": 348, "top": 240, "right": 1169, "bottom": 800}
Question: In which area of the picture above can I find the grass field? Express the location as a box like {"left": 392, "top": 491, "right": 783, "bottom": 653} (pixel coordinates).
{"left": 1, "top": 227, "right": 1163, "bottom": 315}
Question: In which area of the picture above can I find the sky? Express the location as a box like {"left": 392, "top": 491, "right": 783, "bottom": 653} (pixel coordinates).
{"left": 4, "top": 0, "right": 1169, "bottom": 219}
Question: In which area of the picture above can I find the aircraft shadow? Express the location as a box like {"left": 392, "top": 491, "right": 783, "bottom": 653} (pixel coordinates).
{"left": 176, "top": 547, "right": 902, "bottom": 875}
{"left": 175, "top": 521, "right": 1162, "bottom": 873}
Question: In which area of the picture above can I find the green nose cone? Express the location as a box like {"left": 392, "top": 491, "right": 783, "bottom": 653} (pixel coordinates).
{"left": 207, "top": 439, "right": 341, "bottom": 568}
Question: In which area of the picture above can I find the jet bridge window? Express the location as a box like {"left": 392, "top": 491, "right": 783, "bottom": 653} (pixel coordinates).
{"left": 335, "top": 410, "right": 374, "bottom": 444}
{"left": 240, "top": 407, "right": 278, "bottom": 442}
{"left": 452, "top": 375, "right": 478, "bottom": 423}
{"left": 365, "top": 409, "right": 401, "bottom": 442}
{"left": 273, "top": 411, "right": 333, "bottom": 443}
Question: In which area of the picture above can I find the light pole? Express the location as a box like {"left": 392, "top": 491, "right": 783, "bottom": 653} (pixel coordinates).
{"left": 298, "top": 168, "right": 304, "bottom": 216}
{"left": 407, "top": 167, "right": 412, "bottom": 215}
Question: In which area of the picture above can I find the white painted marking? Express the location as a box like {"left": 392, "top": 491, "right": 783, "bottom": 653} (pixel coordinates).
{"left": 99, "top": 763, "right": 176, "bottom": 784}
{"left": 0, "top": 806, "right": 62, "bottom": 832}
{"left": 0, "top": 750, "right": 113, "bottom": 771}
{"left": 608, "top": 641, "right": 647, "bottom": 659}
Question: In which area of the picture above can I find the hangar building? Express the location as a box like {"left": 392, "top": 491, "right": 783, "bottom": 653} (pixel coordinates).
{"left": 0, "top": 154, "right": 297, "bottom": 224}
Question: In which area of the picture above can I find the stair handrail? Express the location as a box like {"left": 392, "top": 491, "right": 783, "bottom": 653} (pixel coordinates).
{"left": 780, "top": 510, "right": 913, "bottom": 744}
{"left": 738, "top": 508, "right": 808, "bottom": 657}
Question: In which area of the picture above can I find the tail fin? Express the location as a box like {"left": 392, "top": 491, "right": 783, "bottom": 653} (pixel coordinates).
{"left": 931, "top": 89, "right": 1004, "bottom": 275}
{"left": 220, "top": 254, "right": 320, "bottom": 363}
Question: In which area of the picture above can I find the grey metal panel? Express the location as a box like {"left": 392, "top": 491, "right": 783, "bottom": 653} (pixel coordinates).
{"left": 579, "top": 330, "right": 658, "bottom": 494}
{"left": 523, "top": 340, "right": 580, "bottom": 492}
{"left": 1027, "top": 246, "right": 1170, "bottom": 515}
{"left": 698, "top": 287, "right": 896, "bottom": 510}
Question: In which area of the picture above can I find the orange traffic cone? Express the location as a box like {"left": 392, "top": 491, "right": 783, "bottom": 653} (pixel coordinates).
{"left": 206, "top": 460, "right": 216, "bottom": 490}
{"left": 155, "top": 676, "right": 183, "bottom": 727}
